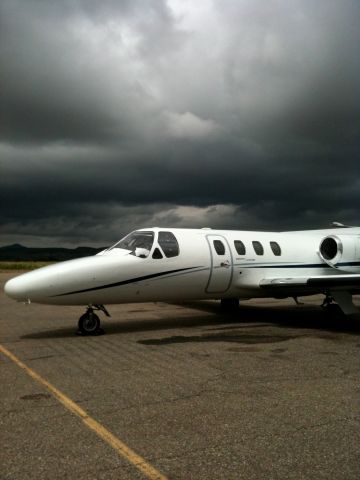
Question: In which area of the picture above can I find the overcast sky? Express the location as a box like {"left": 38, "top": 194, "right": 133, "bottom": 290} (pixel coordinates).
{"left": 1, "top": 0, "right": 359, "bottom": 247}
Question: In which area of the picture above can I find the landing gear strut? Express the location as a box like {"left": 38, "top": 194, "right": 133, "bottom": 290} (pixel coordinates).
{"left": 77, "top": 305, "right": 110, "bottom": 335}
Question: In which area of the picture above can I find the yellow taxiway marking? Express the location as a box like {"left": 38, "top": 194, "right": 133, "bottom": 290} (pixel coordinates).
{"left": 0, "top": 344, "right": 168, "bottom": 480}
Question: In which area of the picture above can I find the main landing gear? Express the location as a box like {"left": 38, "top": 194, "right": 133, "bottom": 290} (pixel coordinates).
{"left": 321, "top": 291, "right": 358, "bottom": 316}
{"left": 77, "top": 305, "right": 110, "bottom": 336}
{"left": 321, "top": 294, "right": 343, "bottom": 316}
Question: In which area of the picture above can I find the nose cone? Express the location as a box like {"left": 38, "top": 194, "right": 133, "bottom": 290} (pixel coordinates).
{"left": 4, "top": 255, "right": 120, "bottom": 305}
{"left": 4, "top": 256, "right": 105, "bottom": 304}
{"left": 4, "top": 266, "right": 57, "bottom": 302}
{"left": 4, "top": 264, "right": 63, "bottom": 303}
{"left": 4, "top": 275, "right": 30, "bottom": 301}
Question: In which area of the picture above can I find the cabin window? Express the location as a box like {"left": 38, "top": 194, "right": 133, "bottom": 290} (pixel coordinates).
{"left": 213, "top": 240, "right": 225, "bottom": 255}
{"left": 270, "top": 241, "right": 281, "bottom": 256}
{"left": 152, "top": 248, "right": 163, "bottom": 259}
{"left": 252, "top": 241, "right": 264, "bottom": 255}
{"left": 110, "top": 231, "right": 154, "bottom": 256}
{"left": 234, "top": 240, "right": 246, "bottom": 255}
{"left": 158, "top": 231, "right": 180, "bottom": 258}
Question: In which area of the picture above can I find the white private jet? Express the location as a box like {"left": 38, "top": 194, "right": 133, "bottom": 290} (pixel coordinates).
{"left": 4, "top": 225, "right": 360, "bottom": 334}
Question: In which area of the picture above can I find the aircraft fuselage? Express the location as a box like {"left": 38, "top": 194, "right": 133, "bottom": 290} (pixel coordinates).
{"left": 5, "top": 226, "right": 360, "bottom": 307}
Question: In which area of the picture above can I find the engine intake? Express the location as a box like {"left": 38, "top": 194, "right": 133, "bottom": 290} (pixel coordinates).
{"left": 319, "top": 235, "right": 359, "bottom": 272}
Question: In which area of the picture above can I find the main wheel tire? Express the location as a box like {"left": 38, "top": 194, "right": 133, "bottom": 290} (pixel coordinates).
{"left": 78, "top": 312, "right": 100, "bottom": 335}
{"left": 322, "top": 303, "right": 344, "bottom": 317}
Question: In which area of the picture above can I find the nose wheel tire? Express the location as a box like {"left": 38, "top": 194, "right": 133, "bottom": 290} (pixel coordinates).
{"left": 78, "top": 311, "right": 101, "bottom": 335}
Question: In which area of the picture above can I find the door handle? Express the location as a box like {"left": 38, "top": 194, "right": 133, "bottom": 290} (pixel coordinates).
{"left": 220, "top": 260, "right": 230, "bottom": 268}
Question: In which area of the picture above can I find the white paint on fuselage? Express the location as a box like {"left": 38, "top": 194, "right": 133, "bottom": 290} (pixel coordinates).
{"left": 4, "top": 226, "right": 360, "bottom": 306}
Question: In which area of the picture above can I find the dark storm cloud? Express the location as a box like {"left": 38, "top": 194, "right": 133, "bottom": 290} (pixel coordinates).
{"left": 1, "top": 0, "right": 360, "bottom": 246}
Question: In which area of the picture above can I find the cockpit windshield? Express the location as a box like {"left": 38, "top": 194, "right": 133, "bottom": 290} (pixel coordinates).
{"left": 109, "top": 231, "right": 154, "bottom": 257}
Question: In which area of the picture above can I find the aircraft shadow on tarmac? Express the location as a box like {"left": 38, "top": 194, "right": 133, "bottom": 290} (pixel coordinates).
{"left": 137, "top": 302, "right": 360, "bottom": 346}
{"left": 21, "top": 300, "right": 360, "bottom": 341}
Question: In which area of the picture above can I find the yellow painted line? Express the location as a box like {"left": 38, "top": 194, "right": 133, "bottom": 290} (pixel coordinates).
{"left": 0, "top": 344, "right": 168, "bottom": 480}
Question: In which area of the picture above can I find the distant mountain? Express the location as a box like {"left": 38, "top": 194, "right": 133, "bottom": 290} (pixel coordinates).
{"left": 0, "top": 244, "right": 106, "bottom": 261}
{"left": 4, "top": 243, "right": 27, "bottom": 250}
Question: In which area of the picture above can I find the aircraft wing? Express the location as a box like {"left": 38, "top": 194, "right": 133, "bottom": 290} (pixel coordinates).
{"left": 259, "top": 274, "right": 360, "bottom": 290}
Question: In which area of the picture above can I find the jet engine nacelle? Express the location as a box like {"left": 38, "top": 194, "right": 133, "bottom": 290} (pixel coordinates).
{"left": 319, "top": 234, "right": 360, "bottom": 272}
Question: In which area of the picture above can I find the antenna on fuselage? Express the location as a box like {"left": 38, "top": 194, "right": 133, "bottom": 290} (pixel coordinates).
{"left": 330, "top": 222, "right": 349, "bottom": 228}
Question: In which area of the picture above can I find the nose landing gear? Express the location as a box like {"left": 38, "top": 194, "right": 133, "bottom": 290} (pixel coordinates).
{"left": 77, "top": 305, "right": 110, "bottom": 335}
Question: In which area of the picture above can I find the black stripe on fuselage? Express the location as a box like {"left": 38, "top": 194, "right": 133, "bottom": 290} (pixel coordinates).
{"left": 238, "top": 261, "right": 360, "bottom": 269}
{"left": 52, "top": 266, "right": 203, "bottom": 297}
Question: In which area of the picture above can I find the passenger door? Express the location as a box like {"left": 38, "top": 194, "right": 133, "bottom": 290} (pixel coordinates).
{"left": 206, "top": 235, "right": 233, "bottom": 293}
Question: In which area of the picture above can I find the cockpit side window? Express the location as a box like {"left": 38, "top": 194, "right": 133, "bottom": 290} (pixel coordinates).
{"left": 158, "top": 231, "right": 180, "bottom": 258}
{"left": 110, "top": 231, "right": 154, "bottom": 257}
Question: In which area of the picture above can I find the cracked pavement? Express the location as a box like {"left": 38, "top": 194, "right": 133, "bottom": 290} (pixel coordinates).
{"left": 1, "top": 271, "right": 360, "bottom": 479}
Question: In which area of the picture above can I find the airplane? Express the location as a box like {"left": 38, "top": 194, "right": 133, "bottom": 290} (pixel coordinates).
{"left": 4, "top": 224, "right": 360, "bottom": 335}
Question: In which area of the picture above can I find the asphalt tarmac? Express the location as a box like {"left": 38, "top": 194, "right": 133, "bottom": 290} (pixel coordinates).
{"left": 1, "top": 271, "right": 360, "bottom": 479}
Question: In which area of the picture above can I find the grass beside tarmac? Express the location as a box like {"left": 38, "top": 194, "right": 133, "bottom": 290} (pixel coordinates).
{"left": 0, "top": 261, "right": 54, "bottom": 271}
